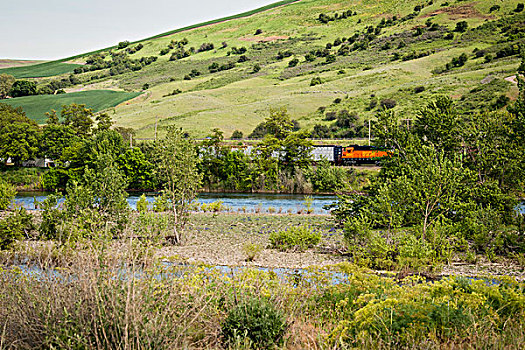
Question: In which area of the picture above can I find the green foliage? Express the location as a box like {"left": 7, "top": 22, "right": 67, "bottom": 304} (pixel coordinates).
{"left": 221, "top": 298, "right": 286, "bottom": 349}
{"left": 136, "top": 194, "right": 149, "bottom": 213}
{"left": 305, "top": 159, "right": 350, "bottom": 192}
{"left": 242, "top": 242, "right": 263, "bottom": 261}
{"left": 133, "top": 211, "right": 170, "bottom": 244}
{"left": 0, "top": 122, "right": 41, "bottom": 166}
{"left": 10, "top": 80, "right": 37, "bottom": 97}
{"left": 0, "top": 178, "right": 17, "bottom": 210}
{"left": 310, "top": 77, "right": 323, "bottom": 86}
{"left": 454, "top": 21, "right": 468, "bottom": 33}
{"left": 0, "top": 207, "right": 34, "bottom": 249}
{"left": 269, "top": 225, "right": 321, "bottom": 251}
{"left": 0, "top": 74, "right": 15, "bottom": 99}
{"left": 117, "top": 148, "right": 155, "bottom": 190}
{"left": 41, "top": 153, "right": 129, "bottom": 242}
{"left": 152, "top": 193, "right": 169, "bottom": 212}
{"left": 154, "top": 126, "right": 202, "bottom": 244}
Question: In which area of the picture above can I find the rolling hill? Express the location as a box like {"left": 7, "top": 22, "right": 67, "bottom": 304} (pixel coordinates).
{"left": 1, "top": 0, "right": 523, "bottom": 138}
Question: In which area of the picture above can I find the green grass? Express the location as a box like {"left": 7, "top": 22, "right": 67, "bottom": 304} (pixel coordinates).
{"left": 6, "top": 0, "right": 524, "bottom": 137}
{"left": 3, "top": 90, "right": 141, "bottom": 124}
{"left": 0, "top": 61, "right": 83, "bottom": 78}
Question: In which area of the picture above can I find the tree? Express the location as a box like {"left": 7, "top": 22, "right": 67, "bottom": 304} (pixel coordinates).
{"left": 154, "top": 127, "right": 202, "bottom": 244}
{"left": 45, "top": 110, "right": 59, "bottom": 125}
{"left": 454, "top": 21, "right": 468, "bottom": 33}
{"left": 10, "top": 80, "right": 37, "bottom": 97}
{"left": 0, "top": 123, "right": 40, "bottom": 166}
{"left": 0, "top": 74, "right": 15, "bottom": 99}
{"left": 414, "top": 96, "right": 461, "bottom": 153}
{"left": 117, "top": 148, "right": 155, "bottom": 190}
{"left": 40, "top": 124, "right": 79, "bottom": 161}
{"left": 61, "top": 104, "right": 94, "bottom": 137}
{"left": 0, "top": 178, "right": 16, "bottom": 210}
{"left": 95, "top": 113, "right": 114, "bottom": 133}
{"left": 264, "top": 107, "right": 294, "bottom": 140}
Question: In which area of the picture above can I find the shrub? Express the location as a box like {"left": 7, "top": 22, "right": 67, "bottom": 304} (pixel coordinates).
{"left": 310, "top": 77, "right": 323, "bottom": 86}
{"left": 288, "top": 58, "right": 299, "bottom": 67}
{"left": 0, "top": 208, "right": 34, "bottom": 249}
{"left": 221, "top": 298, "right": 286, "bottom": 349}
{"left": 152, "top": 193, "right": 169, "bottom": 212}
{"left": 117, "top": 41, "right": 130, "bottom": 49}
{"left": 380, "top": 98, "right": 397, "bottom": 109}
{"left": 254, "top": 29, "right": 263, "bottom": 35}
{"left": 325, "top": 54, "right": 336, "bottom": 64}
{"left": 269, "top": 225, "right": 321, "bottom": 251}
{"left": 454, "top": 21, "right": 468, "bottom": 33}
{"left": 515, "top": 3, "right": 524, "bottom": 12}
{"left": 243, "top": 243, "right": 263, "bottom": 261}
{"left": 136, "top": 194, "right": 149, "bottom": 213}
{"left": 414, "top": 86, "right": 425, "bottom": 94}
{"left": 0, "top": 179, "right": 16, "bottom": 210}
{"left": 231, "top": 130, "right": 243, "bottom": 139}
{"left": 252, "top": 64, "right": 261, "bottom": 73}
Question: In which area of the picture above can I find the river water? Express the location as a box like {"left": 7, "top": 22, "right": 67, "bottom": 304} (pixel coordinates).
{"left": 14, "top": 192, "right": 525, "bottom": 215}
{"left": 14, "top": 192, "right": 338, "bottom": 214}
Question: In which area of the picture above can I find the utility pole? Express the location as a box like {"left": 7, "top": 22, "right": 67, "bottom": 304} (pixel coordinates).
{"left": 368, "top": 119, "right": 371, "bottom": 146}
{"left": 154, "top": 116, "right": 158, "bottom": 141}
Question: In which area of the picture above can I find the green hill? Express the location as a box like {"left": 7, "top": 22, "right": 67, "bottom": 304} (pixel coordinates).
{"left": 3, "top": 90, "right": 141, "bottom": 124}
{"left": 2, "top": 0, "right": 524, "bottom": 137}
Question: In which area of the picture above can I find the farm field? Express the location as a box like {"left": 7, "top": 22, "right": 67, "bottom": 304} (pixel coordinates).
{"left": 2, "top": 90, "right": 141, "bottom": 124}
{"left": 0, "top": 61, "right": 83, "bottom": 78}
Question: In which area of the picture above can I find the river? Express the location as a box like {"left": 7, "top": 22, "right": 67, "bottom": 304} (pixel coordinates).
{"left": 14, "top": 192, "right": 338, "bottom": 214}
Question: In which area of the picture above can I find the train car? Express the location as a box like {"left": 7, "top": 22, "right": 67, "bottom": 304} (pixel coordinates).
{"left": 338, "top": 145, "right": 389, "bottom": 165}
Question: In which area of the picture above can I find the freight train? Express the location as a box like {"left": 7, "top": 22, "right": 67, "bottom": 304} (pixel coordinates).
{"left": 231, "top": 144, "right": 389, "bottom": 166}
{"left": 312, "top": 145, "right": 390, "bottom": 165}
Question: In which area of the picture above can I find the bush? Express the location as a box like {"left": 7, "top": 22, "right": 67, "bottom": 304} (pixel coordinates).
{"left": 380, "top": 98, "right": 397, "bottom": 109}
{"left": 288, "top": 58, "right": 299, "bottom": 67}
{"left": 310, "top": 77, "right": 323, "bottom": 86}
{"left": 136, "top": 194, "right": 149, "bottom": 213}
{"left": 269, "top": 225, "right": 321, "bottom": 251}
{"left": 231, "top": 130, "right": 243, "bottom": 139}
{"left": 254, "top": 29, "right": 263, "bottom": 35}
{"left": 455, "top": 21, "right": 468, "bottom": 33}
{"left": 252, "top": 64, "right": 261, "bottom": 73}
{"left": 0, "top": 208, "right": 33, "bottom": 249}
{"left": 0, "top": 179, "right": 16, "bottom": 210}
{"left": 515, "top": 3, "right": 524, "bottom": 12}
{"left": 221, "top": 298, "right": 286, "bottom": 349}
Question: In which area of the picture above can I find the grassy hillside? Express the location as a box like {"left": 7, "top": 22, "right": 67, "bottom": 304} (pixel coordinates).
{"left": 3, "top": 90, "right": 141, "bottom": 124}
{"left": 0, "top": 61, "right": 83, "bottom": 78}
{"left": 4, "top": 0, "right": 524, "bottom": 137}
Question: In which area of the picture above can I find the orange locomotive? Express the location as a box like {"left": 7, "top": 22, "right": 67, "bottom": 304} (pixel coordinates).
{"left": 337, "top": 145, "right": 390, "bottom": 165}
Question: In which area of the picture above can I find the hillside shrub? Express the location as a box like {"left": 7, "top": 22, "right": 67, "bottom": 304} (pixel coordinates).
{"left": 221, "top": 298, "right": 286, "bottom": 349}
{"left": 231, "top": 130, "right": 243, "bottom": 139}
{"left": 455, "top": 21, "right": 468, "bottom": 33}
{"left": 310, "top": 77, "right": 323, "bottom": 86}
{"left": 288, "top": 58, "right": 299, "bottom": 67}
{"left": 269, "top": 225, "right": 321, "bottom": 251}
{"left": 380, "top": 98, "right": 397, "bottom": 109}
